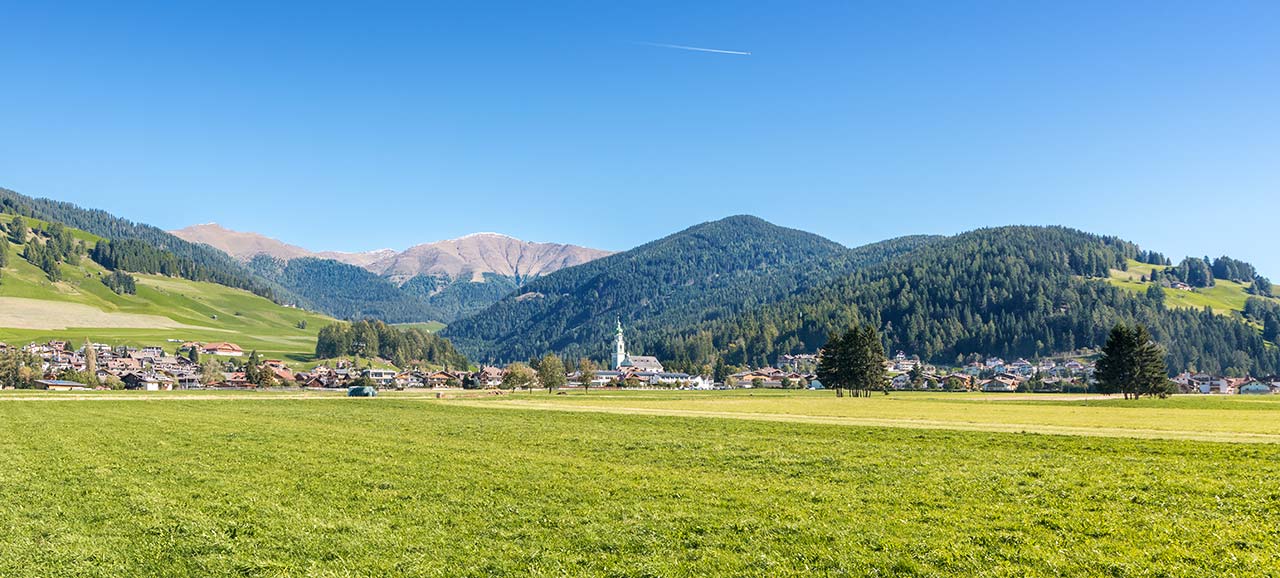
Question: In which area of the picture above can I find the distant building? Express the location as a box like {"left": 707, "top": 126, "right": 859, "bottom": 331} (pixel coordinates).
{"left": 35, "top": 379, "right": 90, "bottom": 391}
{"left": 202, "top": 342, "right": 244, "bottom": 357}
{"left": 362, "top": 368, "right": 397, "bottom": 386}
{"left": 613, "top": 321, "right": 665, "bottom": 372}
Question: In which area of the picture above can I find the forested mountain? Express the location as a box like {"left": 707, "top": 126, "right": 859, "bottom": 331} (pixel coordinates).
{"left": 666, "top": 226, "right": 1279, "bottom": 375}
{"left": 443, "top": 215, "right": 938, "bottom": 363}
{"left": 246, "top": 256, "right": 435, "bottom": 323}
{"left": 0, "top": 188, "right": 277, "bottom": 299}
{"left": 448, "top": 221, "right": 1280, "bottom": 377}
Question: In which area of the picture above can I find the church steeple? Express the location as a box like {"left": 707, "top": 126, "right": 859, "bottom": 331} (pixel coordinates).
{"left": 614, "top": 318, "right": 627, "bottom": 369}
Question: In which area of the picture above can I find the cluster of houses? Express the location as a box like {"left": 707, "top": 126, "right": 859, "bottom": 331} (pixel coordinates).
{"left": 884, "top": 353, "right": 1100, "bottom": 393}
{"left": 7, "top": 340, "right": 247, "bottom": 391}
{"left": 1172, "top": 373, "right": 1280, "bottom": 395}
{"left": 11, "top": 329, "right": 1280, "bottom": 396}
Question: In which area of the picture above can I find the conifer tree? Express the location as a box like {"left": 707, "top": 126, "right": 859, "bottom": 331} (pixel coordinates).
{"left": 1095, "top": 324, "right": 1170, "bottom": 399}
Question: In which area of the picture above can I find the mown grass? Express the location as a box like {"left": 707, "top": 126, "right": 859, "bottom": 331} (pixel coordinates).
{"left": 480, "top": 390, "right": 1280, "bottom": 442}
{"left": 1, "top": 396, "right": 1278, "bottom": 576}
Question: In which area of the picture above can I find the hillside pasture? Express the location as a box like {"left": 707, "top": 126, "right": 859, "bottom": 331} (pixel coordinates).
{"left": 1108, "top": 259, "right": 1274, "bottom": 315}
{"left": 0, "top": 232, "right": 335, "bottom": 359}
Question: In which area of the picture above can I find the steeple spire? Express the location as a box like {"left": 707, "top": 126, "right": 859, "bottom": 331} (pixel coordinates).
{"left": 614, "top": 318, "right": 627, "bottom": 369}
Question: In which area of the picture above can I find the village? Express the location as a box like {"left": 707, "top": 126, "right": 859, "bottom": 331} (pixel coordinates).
{"left": 6, "top": 324, "right": 1280, "bottom": 395}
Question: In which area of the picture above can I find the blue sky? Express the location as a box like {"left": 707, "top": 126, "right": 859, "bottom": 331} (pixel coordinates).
{"left": 2, "top": 1, "right": 1278, "bottom": 274}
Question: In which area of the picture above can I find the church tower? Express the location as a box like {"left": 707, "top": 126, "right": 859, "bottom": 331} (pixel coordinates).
{"left": 614, "top": 319, "right": 627, "bottom": 369}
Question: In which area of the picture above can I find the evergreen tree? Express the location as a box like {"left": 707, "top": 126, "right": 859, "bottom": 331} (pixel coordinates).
{"left": 244, "top": 350, "right": 264, "bottom": 386}
{"left": 816, "top": 332, "right": 847, "bottom": 397}
{"left": 1145, "top": 284, "right": 1165, "bottom": 308}
{"left": 849, "top": 325, "right": 888, "bottom": 396}
{"left": 1095, "top": 324, "right": 1170, "bottom": 399}
{"left": 83, "top": 339, "right": 98, "bottom": 386}
{"left": 10, "top": 216, "right": 26, "bottom": 244}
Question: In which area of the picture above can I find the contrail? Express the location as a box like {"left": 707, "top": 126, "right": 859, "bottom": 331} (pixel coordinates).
{"left": 636, "top": 41, "right": 751, "bottom": 56}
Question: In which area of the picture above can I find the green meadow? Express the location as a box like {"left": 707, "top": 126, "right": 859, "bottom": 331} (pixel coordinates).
{"left": 2, "top": 391, "right": 1278, "bottom": 576}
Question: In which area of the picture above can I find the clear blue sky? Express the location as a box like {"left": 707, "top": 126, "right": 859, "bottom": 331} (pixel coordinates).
{"left": 2, "top": 1, "right": 1278, "bottom": 274}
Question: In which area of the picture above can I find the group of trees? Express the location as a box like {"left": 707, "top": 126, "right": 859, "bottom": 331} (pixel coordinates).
{"left": 6, "top": 218, "right": 87, "bottom": 281}
{"left": 101, "top": 270, "right": 137, "bottom": 294}
{"left": 315, "top": 319, "right": 469, "bottom": 369}
{"left": 816, "top": 324, "right": 887, "bottom": 397}
{"left": 496, "top": 353, "right": 571, "bottom": 392}
{"left": 1095, "top": 324, "right": 1173, "bottom": 399}
{"left": 89, "top": 239, "right": 269, "bottom": 296}
{"left": 1244, "top": 298, "right": 1280, "bottom": 345}
{"left": 1135, "top": 250, "right": 1170, "bottom": 266}
{"left": 1160, "top": 256, "right": 1263, "bottom": 289}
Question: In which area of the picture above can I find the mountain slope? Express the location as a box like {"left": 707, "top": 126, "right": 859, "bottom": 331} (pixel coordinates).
{"left": 171, "top": 223, "right": 614, "bottom": 323}
{"left": 0, "top": 188, "right": 279, "bottom": 300}
{"left": 246, "top": 255, "right": 437, "bottom": 324}
{"left": 442, "top": 215, "right": 937, "bottom": 363}
{"left": 366, "top": 233, "right": 614, "bottom": 283}
{"left": 664, "top": 226, "right": 1280, "bottom": 375}
{"left": 171, "top": 223, "right": 395, "bottom": 267}
{"left": 169, "top": 223, "right": 611, "bottom": 281}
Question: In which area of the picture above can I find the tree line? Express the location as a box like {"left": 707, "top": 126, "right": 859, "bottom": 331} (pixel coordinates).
{"left": 315, "top": 319, "right": 470, "bottom": 369}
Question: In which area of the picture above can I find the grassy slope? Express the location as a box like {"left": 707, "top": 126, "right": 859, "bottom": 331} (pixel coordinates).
{"left": 1108, "top": 259, "right": 1278, "bottom": 315}
{"left": 392, "top": 321, "right": 446, "bottom": 333}
{"left": 0, "top": 395, "right": 1277, "bottom": 576}
{"left": 0, "top": 216, "right": 336, "bottom": 361}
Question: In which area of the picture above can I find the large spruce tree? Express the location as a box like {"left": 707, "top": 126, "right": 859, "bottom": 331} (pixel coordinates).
{"left": 817, "top": 324, "right": 887, "bottom": 397}
{"left": 1095, "top": 324, "right": 1170, "bottom": 399}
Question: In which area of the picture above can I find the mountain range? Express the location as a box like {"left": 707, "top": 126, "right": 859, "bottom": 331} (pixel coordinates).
{"left": 2, "top": 185, "right": 1277, "bottom": 377}
{"left": 170, "top": 223, "right": 611, "bottom": 282}
{"left": 170, "top": 223, "right": 612, "bottom": 323}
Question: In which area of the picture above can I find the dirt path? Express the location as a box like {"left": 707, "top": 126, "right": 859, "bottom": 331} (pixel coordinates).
{"left": 452, "top": 399, "right": 1280, "bottom": 444}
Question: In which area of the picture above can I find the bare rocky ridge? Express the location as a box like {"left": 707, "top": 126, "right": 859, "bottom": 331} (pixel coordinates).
{"left": 170, "top": 224, "right": 611, "bottom": 282}
{"left": 365, "top": 233, "right": 615, "bottom": 283}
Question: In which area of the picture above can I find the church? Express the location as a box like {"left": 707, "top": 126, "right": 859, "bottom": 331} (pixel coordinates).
{"left": 613, "top": 320, "right": 664, "bottom": 373}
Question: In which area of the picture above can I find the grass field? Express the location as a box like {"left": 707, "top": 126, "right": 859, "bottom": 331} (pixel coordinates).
{"left": 0, "top": 217, "right": 337, "bottom": 361}
{"left": 2, "top": 390, "right": 1278, "bottom": 576}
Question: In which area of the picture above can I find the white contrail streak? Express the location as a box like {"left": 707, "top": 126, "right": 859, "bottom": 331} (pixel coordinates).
{"left": 636, "top": 41, "right": 751, "bottom": 56}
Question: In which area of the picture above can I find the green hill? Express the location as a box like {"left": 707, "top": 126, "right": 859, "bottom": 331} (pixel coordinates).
{"left": 0, "top": 214, "right": 335, "bottom": 362}
{"left": 444, "top": 215, "right": 938, "bottom": 364}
